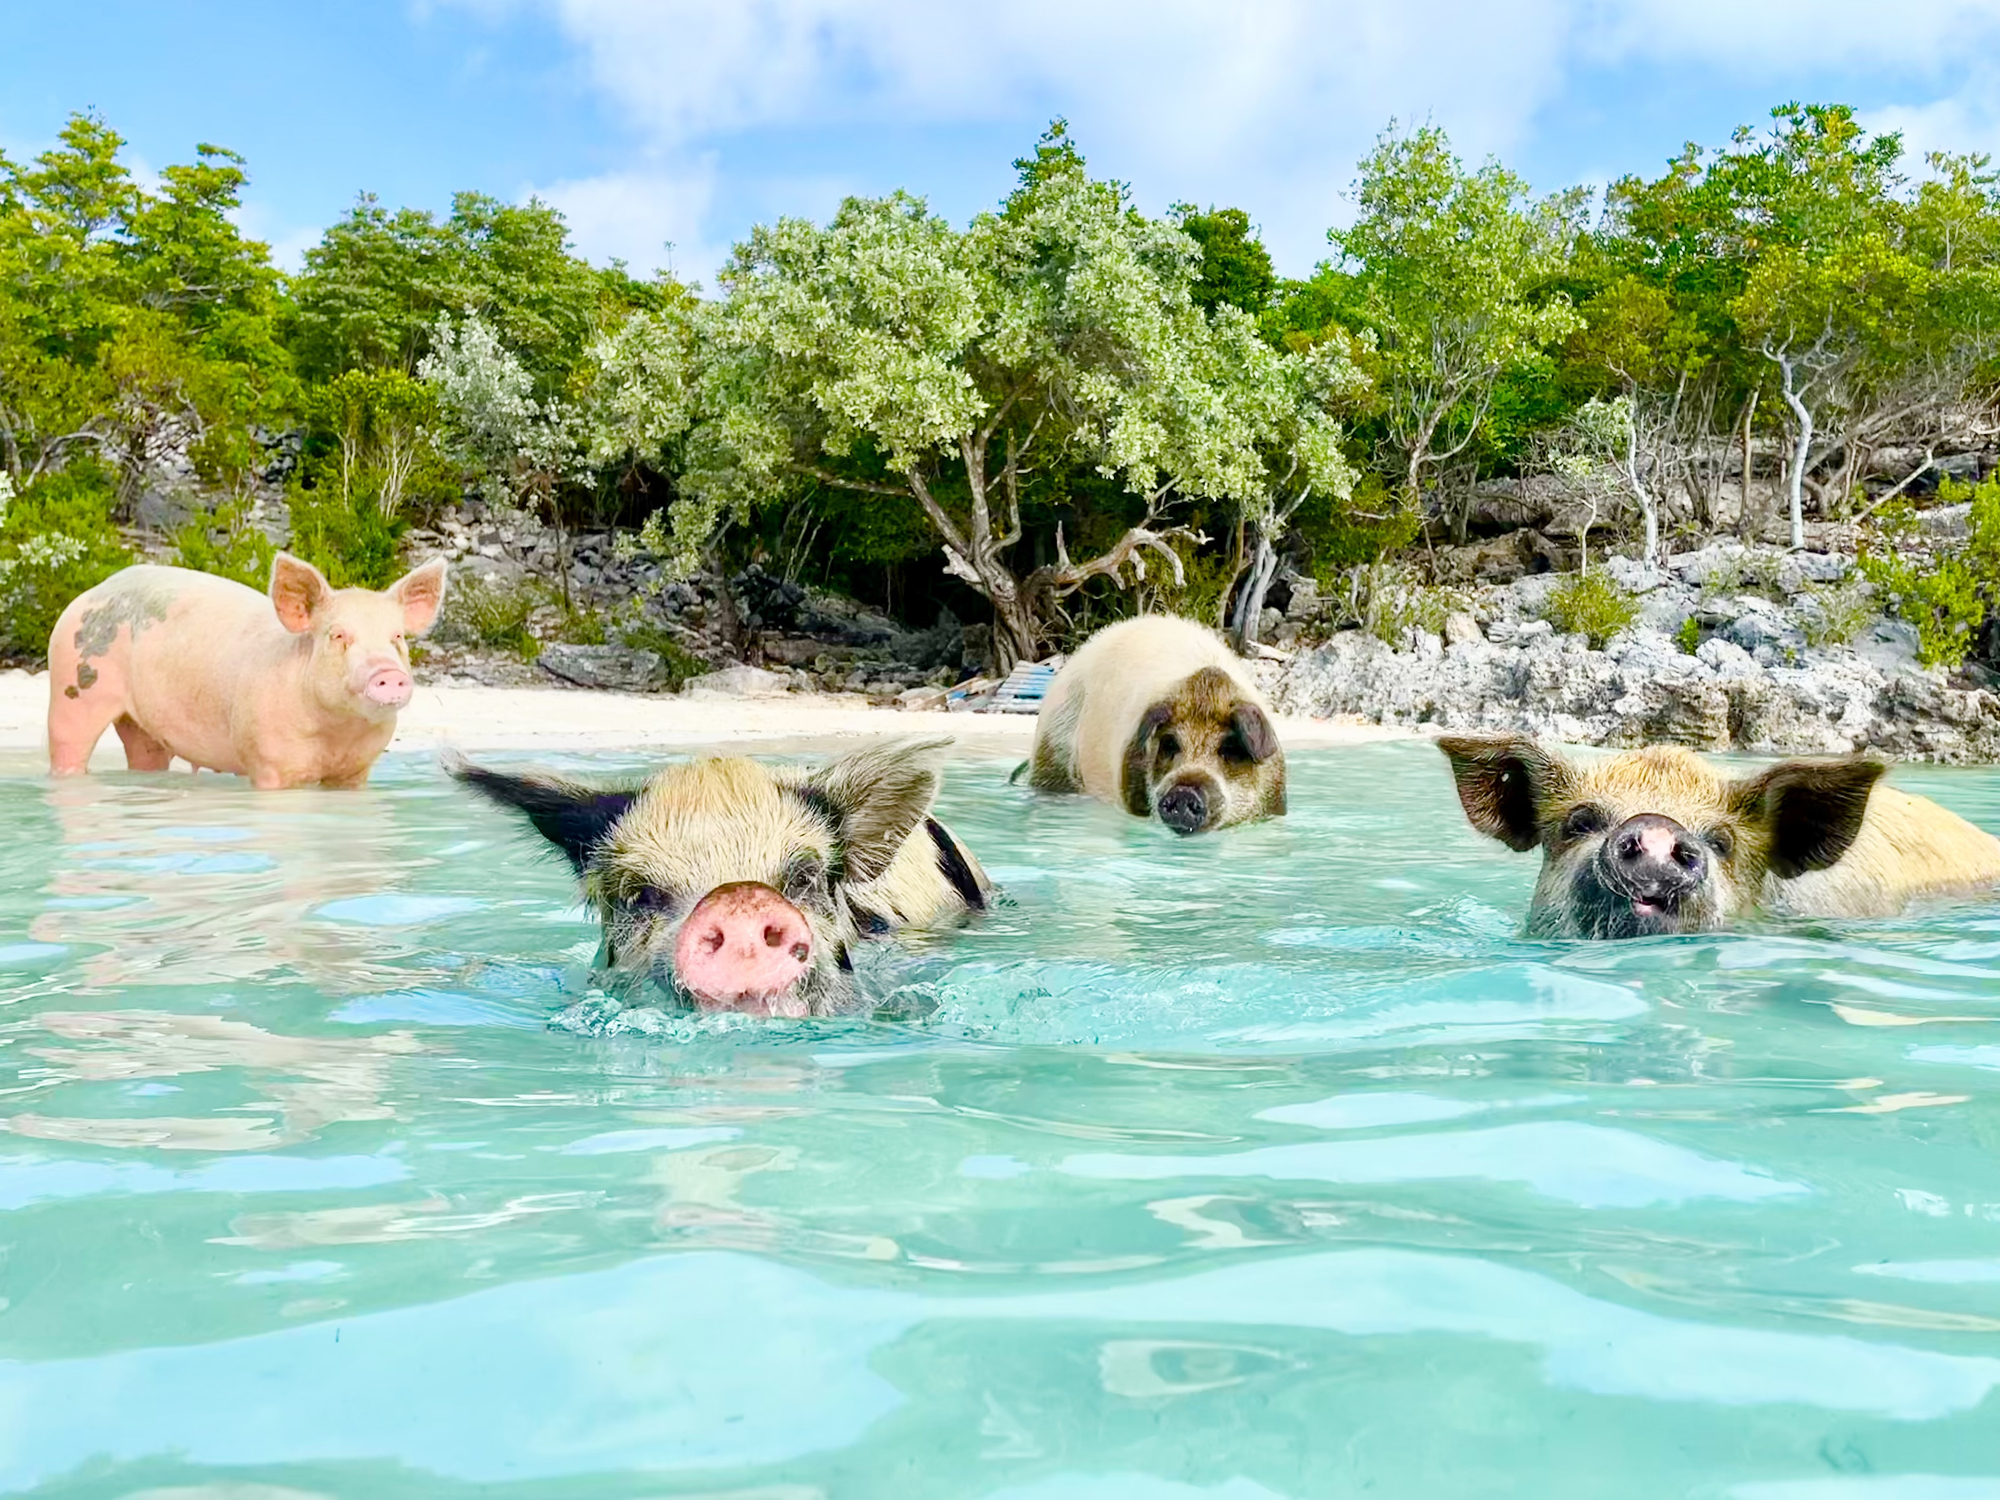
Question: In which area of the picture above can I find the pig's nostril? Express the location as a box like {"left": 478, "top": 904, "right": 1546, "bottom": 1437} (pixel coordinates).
{"left": 699, "top": 927, "right": 724, "bottom": 955}
{"left": 1674, "top": 842, "right": 1703, "bottom": 870}
{"left": 763, "top": 924, "right": 784, "bottom": 948}
{"left": 1617, "top": 834, "right": 1641, "bottom": 861}
{"left": 789, "top": 942, "right": 809, "bottom": 962}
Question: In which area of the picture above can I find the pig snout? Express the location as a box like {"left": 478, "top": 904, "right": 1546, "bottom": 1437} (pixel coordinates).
{"left": 673, "top": 882, "right": 815, "bottom": 1016}
{"left": 361, "top": 664, "right": 413, "bottom": 708}
{"left": 1599, "top": 813, "right": 1707, "bottom": 909}
{"left": 1156, "top": 779, "right": 1211, "bottom": 836}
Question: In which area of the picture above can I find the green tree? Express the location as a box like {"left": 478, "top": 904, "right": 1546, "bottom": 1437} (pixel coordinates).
{"left": 668, "top": 127, "right": 1358, "bottom": 664}
{"left": 1330, "top": 124, "right": 1584, "bottom": 529}
{"left": 1173, "top": 205, "right": 1278, "bottom": 315}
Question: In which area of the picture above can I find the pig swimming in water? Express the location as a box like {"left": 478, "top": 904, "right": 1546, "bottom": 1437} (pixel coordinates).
{"left": 1439, "top": 733, "right": 2000, "bottom": 938}
{"left": 451, "top": 737, "right": 991, "bottom": 1017}
{"left": 47, "top": 554, "right": 447, "bottom": 789}
{"left": 1028, "top": 615, "right": 1286, "bottom": 834}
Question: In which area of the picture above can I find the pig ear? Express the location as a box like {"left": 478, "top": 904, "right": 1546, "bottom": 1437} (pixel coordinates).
{"left": 808, "top": 736, "right": 949, "bottom": 884}
{"left": 270, "top": 553, "right": 332, "bottom": 635}
{"left": 390, "top": 558, "right": 449, "bottom": 635}
{"left": 1728, "top": 756, "right": 1886, "bottom": 879}
{"left": 447, "top": 753, "right": 640, "bottom": 875}
{"left": 1230, "top": 701, "right": 1281, "bottom": 764}
{"left": 1437, "top": 733, "right": 1571, "bottom": 852}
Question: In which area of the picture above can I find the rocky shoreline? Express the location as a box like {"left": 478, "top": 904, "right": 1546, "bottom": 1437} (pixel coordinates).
{"left": 1269, "top": 535, "right": 2000, "bottom": 762}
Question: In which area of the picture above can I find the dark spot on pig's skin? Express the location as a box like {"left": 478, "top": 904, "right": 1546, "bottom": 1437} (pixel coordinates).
{"left": 926, "top": 817, "right": 986, "bottom": 911}
{"left": 64, "top": 686, "right": 77, "bottom": 699}
{"left": 75, "top": 662, "right": 98, "bottom": 692}
{"left": 74, "top": 584, "right": 175, "bottom": 673}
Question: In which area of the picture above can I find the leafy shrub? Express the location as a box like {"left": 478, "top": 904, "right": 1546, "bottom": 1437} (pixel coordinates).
{"left": 1296, "top": 473, "right": 1421, "bottom": 590}
{"left": 1675, "top": 615, "right": 1702, "bottom": 654}
{"left": 1858, "top": 478, "right": 2000, "bottom": 669}
{"left": 1544, "top": 571, "right": 1639, "bottom": 648}
{"left": 286, "top": 479, "right": 407, "bottom": 589}
{"left": 1797, "top": 580, "right": 1879, "bottom": 649}
{"left": 614, "top": 616, "right": 707, "bottom": 690}
{"left": 0, "top": 463, "right": 133, "bottom": 659}
{"left": 1364, "top": 565, "right": 1469, "bottom": 647}
{"left": 172, "top": 500, "right": 277, "bottom": 589}
{"left": 435, "top": 572, "right": 544, "bottom": 658}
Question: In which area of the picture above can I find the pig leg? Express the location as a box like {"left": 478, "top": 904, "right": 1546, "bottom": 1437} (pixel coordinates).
{"left": 46, "top": 668, "right": 124, "bottom": 777}
{"left": 113, "top": 716, "right": 174, "bottom": 772}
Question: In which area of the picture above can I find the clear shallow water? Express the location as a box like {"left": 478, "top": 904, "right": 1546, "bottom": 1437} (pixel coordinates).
{"left": 2, "top": 742, "right": 2000, "bottom": 1498}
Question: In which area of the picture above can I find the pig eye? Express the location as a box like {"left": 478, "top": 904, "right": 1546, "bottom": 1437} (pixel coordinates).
{"left": 1156, "top": 733, "right": 1181, "bottom": 761}
{"left": 1562, "top": 805, "right": 1607, "bottom": 841}
{"left": 629, "top": 886, "right": 677, "bottom": 915}
{"left": 330, "top": 628, "right": 353, "bottom": 649}
{"left": 1705, "top": 828, "right": 1735, "bottom": 860}
{"left": 782, "top": 854, "right": 827, "bottom": 899}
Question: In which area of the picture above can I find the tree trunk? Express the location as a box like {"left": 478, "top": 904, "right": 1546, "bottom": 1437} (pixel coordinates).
{"left": 1737, "top": 390, "right": 1758, "bottom": 541}
{"left": 1231, "top": 529, "right": 1280, "bottom": 651}
{"left": 1773, "top": 354, "right": 1812, "bottom": 551}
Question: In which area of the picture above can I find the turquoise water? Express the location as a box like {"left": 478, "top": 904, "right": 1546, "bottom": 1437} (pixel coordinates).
{"left": 3, "top": 740, "right": 2000, "bottom": 1498}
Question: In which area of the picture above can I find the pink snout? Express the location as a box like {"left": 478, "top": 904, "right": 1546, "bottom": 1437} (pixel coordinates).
{"left": 362, "top": 665, "right": 413, "bottom": 708}
{"left": 673, "top": 882, "right": 815, "bottom": 1016}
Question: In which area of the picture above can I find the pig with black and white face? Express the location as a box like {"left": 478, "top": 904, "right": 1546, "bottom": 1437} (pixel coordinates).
{"left": 452, "top": 737, "right": 990, "bottom": 1016}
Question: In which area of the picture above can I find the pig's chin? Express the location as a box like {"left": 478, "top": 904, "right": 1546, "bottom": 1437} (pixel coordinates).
{"left": 686, "top": 986, "right": 813, "bottom": 1019}
{"left": 1567, "top": 868, "right": 1717, "bottom": 940}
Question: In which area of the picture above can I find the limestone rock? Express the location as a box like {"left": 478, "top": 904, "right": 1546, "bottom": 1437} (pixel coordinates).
{"left": 682, "top": 665, "right": 793, "bottom": 699}
{"left": 536, "top": 644, "right": 667, "bottom": 693}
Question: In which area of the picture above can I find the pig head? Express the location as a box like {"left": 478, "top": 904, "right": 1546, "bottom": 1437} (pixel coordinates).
{"left": 272, "top": 554, "right": 446, "bottom": 721}
{"left": 1438, "top": 734, "right": 1885, "bottom": 938}
{"left": 451, "top": 737, "right": 990, "bottom": 1016}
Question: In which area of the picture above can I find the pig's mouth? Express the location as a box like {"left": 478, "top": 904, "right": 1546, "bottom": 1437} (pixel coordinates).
{"left": 1567, "top": 866, "right": 1715, "bottom": 939}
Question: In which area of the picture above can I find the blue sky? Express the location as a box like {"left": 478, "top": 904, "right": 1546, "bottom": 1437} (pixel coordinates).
{"left": 9, "top": 1, "right": 2000, "bottom": 286}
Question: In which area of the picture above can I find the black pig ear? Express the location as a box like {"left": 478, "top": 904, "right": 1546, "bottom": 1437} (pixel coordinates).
{"left": 1436, "top": 733, "right": 1572, "bottom": 852}
{"left": 447, "top": 753, "right": 639, "bottom": 874}
{"left": 1231, "top": 701, "right": 1280, "bottom": 764}
{"left": 807, "top": 737, "right": 949, "bottom": 884}
{"left": 1729, "top": 755, "right": 1886, "bottom": 878}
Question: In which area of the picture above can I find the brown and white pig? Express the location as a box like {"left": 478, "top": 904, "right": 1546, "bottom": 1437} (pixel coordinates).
{"left": 46, "top": 553, "right": 446, "bottom": 789}
{"left": 450, "top": 736, "right": 992, "bottom": 1017}
{"left": 1028, "top": 615, "right": 1286, "bottom": 835}
{"left": 1438, "top": 733, "right": 2000, "bottom": 938}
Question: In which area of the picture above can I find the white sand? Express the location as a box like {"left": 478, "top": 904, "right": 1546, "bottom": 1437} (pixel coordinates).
{"left": 0, "top": 667, "right": 1406, "bottom": 770}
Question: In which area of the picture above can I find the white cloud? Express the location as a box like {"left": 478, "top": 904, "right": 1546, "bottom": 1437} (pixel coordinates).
{"left": 1868, "top": 65, "right": 2000, "bottom": 173}
{"left": 458, "top": 0, "right": 2000, "bottom": 276}
{"left": 531, "top": 161, "right": 722, "bottom": 284}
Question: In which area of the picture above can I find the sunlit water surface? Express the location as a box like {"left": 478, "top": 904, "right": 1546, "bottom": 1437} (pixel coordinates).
{"left": 3, "top": 741, "right": 2000, "bottom": 1499}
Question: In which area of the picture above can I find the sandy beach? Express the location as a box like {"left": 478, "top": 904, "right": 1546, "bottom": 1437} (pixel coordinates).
{"left": 0, "top": 668, "right": 1407, "bottom": 769}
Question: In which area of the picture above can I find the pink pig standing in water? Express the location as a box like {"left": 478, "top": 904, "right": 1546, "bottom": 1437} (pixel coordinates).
{"left": 46, "top": 553, "right": 448, "bottom": 789}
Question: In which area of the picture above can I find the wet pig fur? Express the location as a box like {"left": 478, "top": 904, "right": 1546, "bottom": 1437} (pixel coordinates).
{"left": 450, "top": 736, "right": 991, "bottom": 1017}
{"left": 1028, "top": 615, "right": 1286, "bottom": 835}
{"left": 1438, "top": 733, "right": 2000, "bottom": 938}
{"left": 46, "top": 554, "right": 447, "bottom": 790}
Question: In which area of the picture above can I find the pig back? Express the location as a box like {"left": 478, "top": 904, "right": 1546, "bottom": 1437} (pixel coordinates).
{"left": 1767, "top": 785, "right": 2000, "bottom": 918}
{"left": 83, "top": 565, "right": 298, "bottom": 769}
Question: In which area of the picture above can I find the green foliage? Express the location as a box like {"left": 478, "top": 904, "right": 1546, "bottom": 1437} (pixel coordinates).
{"left": 1173, "top": 205, "right": 1278, "bottom": 315}
{"left": 172, "top": 499, "right": 276, "bottom": 588}
{"left": 285, "top": 478, "right": 407, "bottom": 590}
{"left": 436, "top": 572, "right": 544, "bottom": 658}
{"left": 0, "top": 114, "right": 291, "bottom": 513}
{"left": 1545, "top": 570, "right": 1640, "bottom": 648}
{"left": 1364, "top": 566, "right": 1469, "bottom": 646}
{"left": 1859, "top": 477, "right": 2000, "bottom": 667}
{"left": 286, "top": 190, "right": 656, "bottom": 393}
{"left": 1330, "top": 123, "right": 1585, "bottom": 495}
{"left": 610, "top": 615, "right": 707, "bottom": 689}
{"left": 1294, "top": 473, "right": 1419, "bottom": 586}
{"left": 1798, "top": 580, "right": 1879, "bottom": 648}
{"left": 307, "top": 370, "right": 455, "bottom": 520}
{"left": 0, "top": 463, "right": 131, "bottom": 657}
{"left": 1675, "top": 615, "right": 1703, "bottom": 654}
